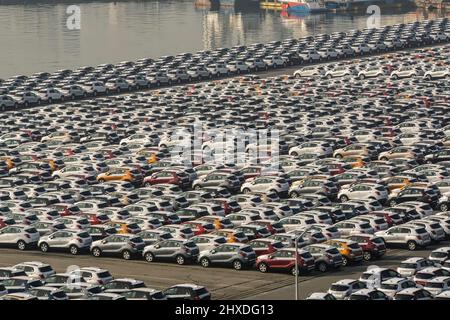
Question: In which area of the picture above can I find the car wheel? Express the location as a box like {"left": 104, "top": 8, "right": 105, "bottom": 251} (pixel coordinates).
{"left": 40, "top": 242, "right": 49, "bottom": 253}
{"left": 93, "top": 91, "right": 97, "bottom": 96}
{"left": 98, "top": 179, "right": 105, "bottom": 183}
{"left": 339, "top": 195, "right": 349, "bottom": 202}
{"left": 380, "top": 157, "right": 388, "bottom": 161}
{"left": 144, "top": 182, "right": 152, "bottom": 187}
{"left": 48, "top": 98, "right": 52, "bottom": 104}
{"left": 200, "top": 257, "right": 210, "bottom": 268}
{"left": 176, "top": 255, "right": 186, "bottom": 265}
{"left": 407, "top": 240, "right": 417, "bottom": 251}
{"left": 243, "top": 188, "right": 251, "bottom": 194}
{"left": 69, "top": 245, "right": 79, "bottom": 255}
{"left": 17, "top": 240, "right": 27, "bottom": 250}
{"left": 258, "top": 263, "right": 268, "bottom": 273}
{"left": 122, "top": 250, "right": 132, "bottom": 260}
{"left": 290, "top": 191, "right": 299, "bottom": 198}
{"left": 317, "top": 262, "right": 328, "bottom": 273}
{"left": 290, "top": 152, "right": 298, "bottom": 157}
{"left": 117, "top": 88, "right": 121, "bottom": 93}
{"left": 233, "top": 260, "right": 243, "bottom": 270}
{"left": 440, "top": 203, "right": 448, "bottom": 212}
{"left": 290, "top": 266, "right": 299, "bottom": 276}
{"left": 388, "top": 199, "right": 397, "bottom": 207}
{"left": 426, "top": 75, "right": 432, "bottom": 80}
{"left": 194, "top": 185, "right": 202, "bottom": 191}
{"left": 295, "top": 73, "right": 301, "bottom": 79}
{"left": 335, "top": 153, "right": 343, "bottom": 159}
{"left": 71, "top": 94, "right": 75, "bottom": 100}
{"left": 92, "top": 247, "right": 102, "bottom": 257}
{"left": 178, "top": 79, "right": 182, "bottom": 83}
{"left": 359, "top": 74, "right": 365, "bottom": 80}
{"left": 363, "top": 251, "right": 372, "bottom": 261}
{"left": 341, "top": 257, "right": 348, "bottom": 267}
{"left": 24, "top": 101, "right": 29, "bottom": 107}
{"left": 144, "top": 252, "right": 155, "bottom": 262}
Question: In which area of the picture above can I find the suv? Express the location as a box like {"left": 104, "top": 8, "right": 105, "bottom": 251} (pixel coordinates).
{"left": 324, "top": 239, "right": 363, "bottom": 266}
{"left": 67, "top": 267, "right": 113, "bottom": 285}
{"left": 327, "top": 279, "right": 367, "bottom": 300}
{"left": 162, "top": 284, "right": 211, "bottom": 300}
{"left": 143, "top": 239, "right": 199, "bottom": 265}
{"left": 0, "top": 224, "right": 40, "bottom": 250}
{"left": 241, "top": 176, "right": 289, "bottom": 198}
{"left": 90, "top": 234, "right": 145, "bottom": 260}
{"left": 303, "top": 244, "right": 343, "bottom": 272}
{"left": 256, "top": 248, "right": 315, "bottom": 275}
{"left": 38, "top": 230, "right": 92, "bottom": 255}
{"left": 13, "top": 261, "right": 55, "bottom": 279}
{"left": 198, "top": 243, "right": 256, "bottom": 270}
{"left": 359, "top": 267, "right": 401, "bottom": 289}
{"left": 375, "top": 225, "right": 431, "bottom": 250}
{"left": 345, "top": 234, "right": 386, "bottom": 261}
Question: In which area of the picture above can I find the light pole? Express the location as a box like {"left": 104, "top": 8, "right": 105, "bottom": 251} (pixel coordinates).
{"left": 294, "top": 226, "right": 313, "bottom": 300}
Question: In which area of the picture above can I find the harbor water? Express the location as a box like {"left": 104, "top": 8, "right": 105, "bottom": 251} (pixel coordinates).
{"left": 0, "top": 0, "right": 448, "bottom": 78}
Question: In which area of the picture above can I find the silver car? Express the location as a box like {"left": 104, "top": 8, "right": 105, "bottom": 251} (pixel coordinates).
{"left": 38, "top": 229, "right": 92, "bottom": 255}
{"left": 90, "top": 234, "right": 145, "bottom": 260}
{"left": 0, "top": 224, "right": 39, "bottom": 250}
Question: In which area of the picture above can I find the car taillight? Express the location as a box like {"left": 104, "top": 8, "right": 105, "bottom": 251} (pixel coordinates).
{"left": 25, "top": 234, "right": 30, "bottom": 239}
{"left": 40, "top": 274, "right": 45, "bottom": 279}
{"left": 193, "top": 296, "right": 200, "bottom": 300}
{"left": 77, "top": 238, "right": 83, "bottom": 243}
{"left": 240, "top": 251, "right": 247, "bottom": 258}
{"left": 416, "top": 235, "right": 422, "bottom": 240}
{"left": 98, "top": 280, "right": 103, "bottom": 285}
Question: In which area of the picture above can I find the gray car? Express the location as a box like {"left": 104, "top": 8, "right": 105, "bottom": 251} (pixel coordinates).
{"left": 143, "top": 239, "right": 199, "bottom": 265}
{"left": 304, "top": 243, "right": 343, "bottom": 272}
{"left": 198, "top": 243, "right": 257, "bottom": 270}
{"left": 38, "top": 229, "right": 92, "bottom": 255}
{"left": 90, "top": 234, "right": 145, "bottom": 260}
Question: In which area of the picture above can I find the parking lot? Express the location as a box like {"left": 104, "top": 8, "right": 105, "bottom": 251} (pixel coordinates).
{"left": 0, "top": 18, "right": 449, "bottom": 300}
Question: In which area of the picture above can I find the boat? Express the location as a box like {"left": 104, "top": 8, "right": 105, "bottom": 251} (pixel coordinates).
{"left": 280, "top": 0, "right": 328, "bottom": 12}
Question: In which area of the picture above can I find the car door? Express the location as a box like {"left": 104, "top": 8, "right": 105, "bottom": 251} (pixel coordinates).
{"left": 49, "top": 231, "right": 67, "bottom": 248}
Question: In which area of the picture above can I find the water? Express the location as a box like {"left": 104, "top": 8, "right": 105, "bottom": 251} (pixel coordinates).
{"left": 0, "top": 0, "right": 448, "bottom": 78}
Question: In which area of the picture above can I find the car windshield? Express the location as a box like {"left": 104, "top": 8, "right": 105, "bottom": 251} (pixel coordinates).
{"left": 431, "top": 252, "right": 448, "bottom": 258}
{"left": 395, "top": 294, "right": 413, "bottom": 300}
{"left": 349, "top": 294, "right": 369, "bottom": 300}
{"left": 380, "top": 283, "right": 398, "bottom": 290}
{"left": 426, "top": 283, "right": 444, "bottom": 289}
{"left": 330, "top": 285, "right": 349, "bottom": 291}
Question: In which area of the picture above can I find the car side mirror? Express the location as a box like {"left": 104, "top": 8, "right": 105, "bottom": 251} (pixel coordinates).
{"left": 101, "top": 240, "right": 107, "bottom": 244}
{"left": 211, "top": 249, "right": 216, "bottom": 254}
{"left": 154, "top": 244, "right": 160, "bottom": 249}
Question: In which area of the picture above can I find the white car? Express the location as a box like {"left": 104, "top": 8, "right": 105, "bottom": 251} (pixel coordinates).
{"left": 13, "top": 261, "right": 55, "bottom": 279}
{"left": 294, "top": 66, "right": 324, "bottom": 78}
{"left": 324, "top": 67, "right": 351, "bottom": 79}
{"left": 397, "top": 257, "right": 436, "bottom": 277}
{"left": 424, "top": 277, "right": 450, "bottom": 296}
{"left": 226, "top": 61, "right": 249, "bottom": 74}
{"left": 38, "top": 229, "right": 92, "bottom": 255}
{"left": 358, "top": 67, "right": 384, "bottom": 79}
{"left": 67, "top": 267, "right": 113, "bottom": 285}
{"left": 327, "top": 279, "right": 367, "bottom": 300}
{"left": 390, "top": 67, "right": 417, "bottom": 79}
{"left": 38, "top": 88, "right": 64, "bottom": 103}
{"left": 0, "top": 225, "right": 40, "bottom": 250}
{"left": 378, "top": 278, "right": 420, "bottom": 298}
{"left": 375, "top": 225, "right": 431, "bottom": 250}
{"left": 424, "top": 67, "right": 448, "bottom": 80}
{"left": 278, "top": 216, "right": 315, "bottom": 232}
{"left": 333, "top": 220, "right": 374, "bottom": 236}
{"left": 407, "top": 220, "right": 446, "bottom": 242}
{"left": 241, "top": 176, "right": 289, "bottom": 196}
{"left": 289, "top": 142, "right": 333, "bottom": 157}
{"left": 338, "top": 183, "right": 388, "bottom": 203}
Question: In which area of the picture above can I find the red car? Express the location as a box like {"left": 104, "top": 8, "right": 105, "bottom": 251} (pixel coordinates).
{"left": 84, "top": 213, "right": 111, "bottom": 225}
{"left": 0, "top": 217, "right": 15, "bottom": 229}
{"left": 182, "top": 221, "right": 215, "bottom": 236}
{"left": 249, "top": 238, "right": 284, "bottom": 256}
{"left": 143, "top": 170, "right": 190, "bottom": 188}
{"left": 256, "top": 248, "right": 315, "bottom": 275}
{"left": 211, "top": 198, "right": 241, "bottom": 215}
{"left": 345, "top": 234, "right": 387, "bottom": 261}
